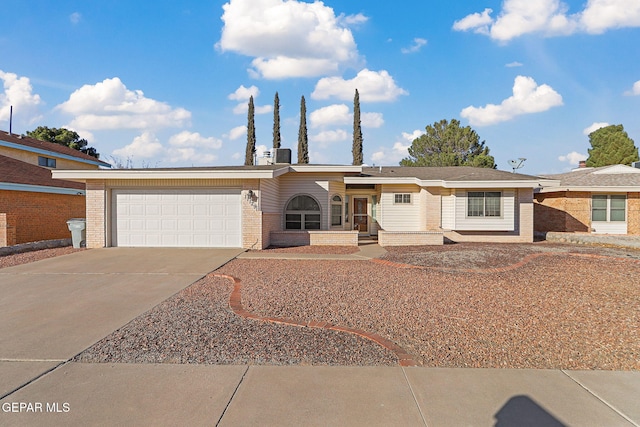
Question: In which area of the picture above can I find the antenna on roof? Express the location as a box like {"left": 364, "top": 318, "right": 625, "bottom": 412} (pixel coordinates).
{"left": 507, "top": 158, "right": 526, "bottom": 173}
{"left": 9, "top": 105, "right": 13, "bottom": 135}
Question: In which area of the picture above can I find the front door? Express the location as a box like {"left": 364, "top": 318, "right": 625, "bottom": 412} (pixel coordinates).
{"left": 353, "top": 197, "right": 368, "bottom": 234}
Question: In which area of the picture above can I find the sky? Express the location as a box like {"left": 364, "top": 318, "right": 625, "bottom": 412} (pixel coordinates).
{"left": 1, "top": 0, "right": 639, "bottom": 174}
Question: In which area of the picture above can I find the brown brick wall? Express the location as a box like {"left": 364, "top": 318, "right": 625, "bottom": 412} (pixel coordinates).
{"left": 628, "top": 192, "right": 640, "bottom": 235}
{"left": 0, "top": 190, "right": 85, "bottom": 245}
{"left": 534, "top": 191, "right": 590, "bottom": 233}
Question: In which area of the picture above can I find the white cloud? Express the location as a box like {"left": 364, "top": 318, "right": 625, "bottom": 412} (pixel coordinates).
{"left": 232, "top": 102, "right": 272, "bottom": 115}
{"left": 310, "top": 129, "right": 348, "bottom": 148}
{"left": 228, "top": 85, "right": 259, "bottom": 101}
{"left": 217, "top": 0, "right": 361, "bottom": 79}
{"left": 0, "top": 70, "right": 43, "bottom": 125}
{"left": 583, "top": 122, "right": 610, "bottom": 135}
{"left": 309, "top": 104, "right": 350, "bottom": 128}
{"left": 460, "top": 75, "right": 563, "bottom": 126}
{"left": 339, "top": 13, "right": 368, "bottom": 26}
{"left": 453, "top": 8, "right": 493, "bottom": 34}
{"left": 70, "top": 12, "right": 82, "bottom": 24}
{"left": 579, "top": 0, "right": 640, "bottom": 34}
{"left": 112, "top": 132, "right": 164, "bottom": 159}
{"left": 169, "top": 130, "right": 222, "bottom": 149}
{"left": 624, "top": 80, "right": 640, "bottom": 96}
{"left": 453, "top": 0, "right": 640, "bottom": 41}
{"left": 506, "top": 61, "right": 523, "bottom": 67}
{"left": 558, "top": 151, "right": 587, "bottom": 164}
{"left": 57, "top": 77, "right": 191, "bottom": 130}
{"left": 312, "top": 69, "right": 408, "bottom": 102}
{"left": 371, "top": 130, "right": 422, "bottom": 165}
{"left": 401, "top": 38, "right": 427, "bottom": 54}
{"left": 227, "top": 125, "right": 247, "bottom": 140}
{"left": 361, "top": 112, "right": 384, "bottom": 128}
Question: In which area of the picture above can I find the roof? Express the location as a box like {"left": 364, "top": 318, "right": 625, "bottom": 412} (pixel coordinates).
{"left": 0, "top": 155, "right": 85, "bottom": 190}
{"left": 539, "top": 164, "right": 640, "bottom": 191}
{"left": 0, "top": 130, "right": 111, "bottom": 167}
{"left": 362, "top": 166, "right": 543, "bottom": 181}
{"left": 346, "top": 166, "right": 557, "bottom": 188}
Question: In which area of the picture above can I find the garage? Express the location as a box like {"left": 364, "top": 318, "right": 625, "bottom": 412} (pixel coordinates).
{"left": 111, "top": 189, "right": 241, "bottom": 247}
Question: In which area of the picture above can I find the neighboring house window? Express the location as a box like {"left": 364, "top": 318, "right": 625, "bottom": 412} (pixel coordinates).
{"left": 38, "top": 156, "right": 56, "bottom": 168}
{"left": 468, "top": 191, "right": 501, "bottom": 217}
{"left": 285, "top": 195, "right": 321, "bottom": 230}
{"left": 592, "top": 195, "right": 626, "bottom": 222}
{"left": 394, "top": 193, "right": 411, "bottom": 204}
{"left": 331, "top": 195, "right": 342, "bottom": 226}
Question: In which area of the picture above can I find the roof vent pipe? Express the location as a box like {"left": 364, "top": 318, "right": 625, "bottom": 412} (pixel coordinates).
{"left": 9, "top": 105, "right": 12, "bottom": 135}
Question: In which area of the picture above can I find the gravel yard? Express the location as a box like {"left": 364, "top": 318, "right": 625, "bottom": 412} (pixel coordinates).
{"left": 6, "top": 243, "right": 639, "bottom": 369}
{"left": 0, "top": 246, "right": 84, "bottom": 269}
{"left": 75, "top": 242, "right": 640, "bottom": 370}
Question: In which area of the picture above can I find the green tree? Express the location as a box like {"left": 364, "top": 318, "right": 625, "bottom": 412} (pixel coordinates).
{"left": 245, "top": 95, "right": 256, "bottom": 166}
{"left": 586, "top": 124, "right": 638, "bottom": 167}
{"left": 352, "top": 89, "right": 363, "bottom": 165}
{"left": 26, "top": 126, "right": 99, "bottom": 158}
{"left": 273, "top": 92, "right": 281, "bottom": 149}
{"left": 297, "top": 95, "right": 309, "bottom": 164}
{"left": 400, "top": 119, "right": 495, "bottom": 168}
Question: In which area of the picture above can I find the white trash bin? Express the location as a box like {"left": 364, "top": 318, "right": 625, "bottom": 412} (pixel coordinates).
{"left": 66, "top": 218, "right": 86, "bottom": 248}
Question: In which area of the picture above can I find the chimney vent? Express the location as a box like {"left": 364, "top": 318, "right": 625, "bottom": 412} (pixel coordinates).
{"left": 578, "top": 160, "right": 587, "bottom": 168}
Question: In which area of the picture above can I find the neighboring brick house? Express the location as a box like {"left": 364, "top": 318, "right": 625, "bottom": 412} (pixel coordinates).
{"left": 0, "top": 131, "right": 110, "bottom": 246}
{"left": 535, "top": 164, "right": 640, "bottom": 235}
{"left": 53, "top": 151, "right": 556, "bottom": 249}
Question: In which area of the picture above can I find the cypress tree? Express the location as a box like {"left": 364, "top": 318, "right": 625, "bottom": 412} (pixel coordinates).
{"left": 245, "top": 95, "right": 256, "bottom": 166}
{"left": 352, "top": 89, "right": 363, "bottom": 165}
{"left": 273, "top": 92, "right": 281, "bottom": 149}
{"left": 297, "top": 95, "right": 309, "bottom": 164}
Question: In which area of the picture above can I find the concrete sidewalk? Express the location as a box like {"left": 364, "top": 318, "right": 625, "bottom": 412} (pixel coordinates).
{"left": 1, "top": 364, "right": 638, "bottom": 426}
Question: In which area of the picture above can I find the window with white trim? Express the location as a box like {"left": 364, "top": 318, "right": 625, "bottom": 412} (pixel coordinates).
{"left": 467, "top": 191, "right": 501, "bottom": 217}
{"left": 331, "top": 195, "right": 342, "bottom": 226}
{"left": 394, "top": 193, "right": 411, "bottom": 204}
{"left": 285, "top": 195, "right": 321, "bottom": 230}
{"left": 592, "top": 195, "right": 626, "bottom": 222}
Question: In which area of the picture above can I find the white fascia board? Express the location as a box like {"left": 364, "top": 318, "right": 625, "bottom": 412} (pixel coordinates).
{"left": 442, "top": 180, "right": 555, "bottom": 189}
{"left": 538, "top": 186, "right": 639, "bottom": 193}
{"left": 52, "top": 169, "right": 280, "bottom": 181}
{"left": 290, "top": 165, "right": 363, "bottom": 173}
{"left": 343, "top": 177, "right": 423, "bottom": 185}
{"left": 0, "top": 182, "right": 85, "bottom": 195}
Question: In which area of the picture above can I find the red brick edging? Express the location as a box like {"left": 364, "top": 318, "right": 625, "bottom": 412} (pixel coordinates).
{"left": 213, "top": 273, "right": 419, "bottom": 367}
{"left": 371, "top": 251, "right": 640, "bottom": 273}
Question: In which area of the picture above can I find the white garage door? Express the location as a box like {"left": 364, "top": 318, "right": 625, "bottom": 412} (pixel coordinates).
{"left": 112, "top": 189, "right": 242, "bottom": 247}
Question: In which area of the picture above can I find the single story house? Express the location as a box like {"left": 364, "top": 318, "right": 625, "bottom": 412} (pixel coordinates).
{"left": 535, "top": 163, "right": 640, "bottom": 235}
{"left": 0, "top": 131, "right": 111, "bottom": 246}
{"left": 53, "top": 153, "right": 556, "bottom": 249}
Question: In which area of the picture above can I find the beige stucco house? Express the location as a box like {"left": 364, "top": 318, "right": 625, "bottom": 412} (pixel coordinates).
{"left": 535, "top": 164, "right": 640, "bottom": 235}
{"left": 53, "top": 157, "right": 556, "bottom": 249}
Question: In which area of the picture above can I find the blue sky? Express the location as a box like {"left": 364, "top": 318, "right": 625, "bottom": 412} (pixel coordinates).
{"left": 1, "top": 0, "right": 639, "bottom": 174}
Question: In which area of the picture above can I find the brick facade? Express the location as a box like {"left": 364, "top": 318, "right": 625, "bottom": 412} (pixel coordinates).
{"left": 627, "top": 192, "right": 640, "bottom": 235}
{"left": 0, "top": 190, "right": 85, "bottom": 245}
{"left": 85, "top": 181, "right": 106, "bottom": 248}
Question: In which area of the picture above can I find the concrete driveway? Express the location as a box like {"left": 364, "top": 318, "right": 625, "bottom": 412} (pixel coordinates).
{"left": 0, "top": 247, "right": 243, "bottom": 399}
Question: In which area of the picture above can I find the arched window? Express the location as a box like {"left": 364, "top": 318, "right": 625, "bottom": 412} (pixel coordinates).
{"left": 331, "top": 195, "right": 342, "bottom": 226}
{"left": 285, "top": 195, "right": 321, "bottom": 230}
